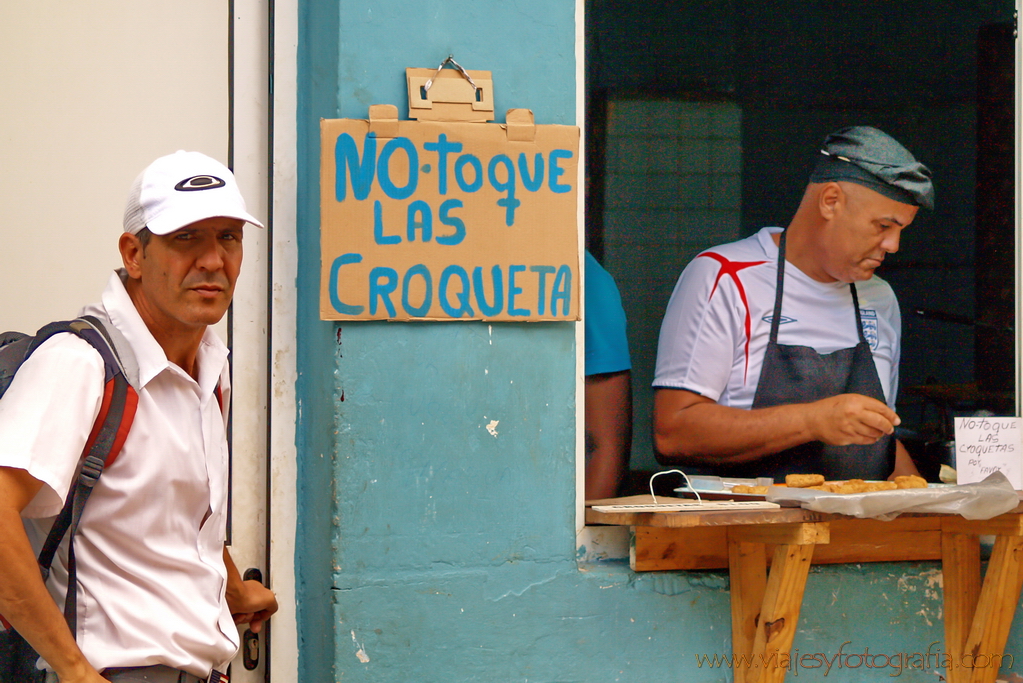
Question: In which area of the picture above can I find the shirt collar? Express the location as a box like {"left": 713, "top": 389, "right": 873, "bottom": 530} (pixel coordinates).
{"left": 82, "top": 270, "right": 229, "bottom": 397}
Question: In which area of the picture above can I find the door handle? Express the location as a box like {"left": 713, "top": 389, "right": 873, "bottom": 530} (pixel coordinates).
{"left": 242, "top": 567, "right": 264, "bottom": 670}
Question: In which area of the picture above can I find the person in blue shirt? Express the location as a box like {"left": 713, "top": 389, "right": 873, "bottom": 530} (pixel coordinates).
{"left": 584, "top": 250, "right": 632, "bottom": 499}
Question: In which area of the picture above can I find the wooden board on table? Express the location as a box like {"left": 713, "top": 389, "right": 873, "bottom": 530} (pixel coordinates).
{"left": 587, "top": 503, "right": 824, "bottom": 529}
{"left": 632, "top": 517, "right": 943, "bottom": 571}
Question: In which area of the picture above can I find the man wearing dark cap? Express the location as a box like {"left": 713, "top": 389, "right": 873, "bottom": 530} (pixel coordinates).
{"left": 652, "top": 126, "right": 933, "bottom": 482}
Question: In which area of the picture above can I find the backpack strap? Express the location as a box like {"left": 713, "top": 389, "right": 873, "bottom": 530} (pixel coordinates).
{"left": 77, "top": 315, "right": 140, "bottom": 392}
{"left": 30, "top": 318, "right": 139, "bottom": 638}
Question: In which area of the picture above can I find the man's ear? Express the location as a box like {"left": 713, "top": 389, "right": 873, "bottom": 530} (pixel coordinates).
{"left": 818, "top": 182, "right": 843, "bottom": 221}
{"left": 119, "top": 233, "right": 144, "bottom": 279}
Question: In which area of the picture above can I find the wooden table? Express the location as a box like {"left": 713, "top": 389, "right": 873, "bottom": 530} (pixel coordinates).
{"left": 586, "top": 498, "right": 1023, "bottom": 683}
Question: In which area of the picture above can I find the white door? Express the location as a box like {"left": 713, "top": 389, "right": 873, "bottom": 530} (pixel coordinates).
{"left": 0, "top": 2, "right": 230, "bottom": 333}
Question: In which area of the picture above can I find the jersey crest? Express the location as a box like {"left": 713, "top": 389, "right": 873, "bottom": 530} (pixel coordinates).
{"left": 859, "top": 308, "right": 879, "bottom": 350}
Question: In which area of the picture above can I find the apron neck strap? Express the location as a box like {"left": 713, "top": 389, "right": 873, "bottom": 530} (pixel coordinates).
{"left": 850, "top": 282, "right": 867, "bottom": 344}
{"left": 770, "top": 231, "right": 788, "bottom": 342}
{"left": 774, "top": 230, "right": 867, "bottom": 345}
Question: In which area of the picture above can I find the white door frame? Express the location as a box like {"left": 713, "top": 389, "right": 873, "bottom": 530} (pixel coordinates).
{"left": 230, "top": 0, "right": 299, "bottom": 679}
{"left": 1016, "top": 0, "right": 1022, "bottom": 416}
{"left": 267, "top": 0, "right": 299, "bottom": 677}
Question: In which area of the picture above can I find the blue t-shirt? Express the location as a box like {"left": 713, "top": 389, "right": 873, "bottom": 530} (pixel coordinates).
{"left": 585, "top": 250, "right": 631, "bottom": 376}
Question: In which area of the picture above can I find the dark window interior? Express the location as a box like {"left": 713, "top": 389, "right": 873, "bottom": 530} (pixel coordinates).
{"left": 586, "top": 1, "right": 1017, "bottom": 488}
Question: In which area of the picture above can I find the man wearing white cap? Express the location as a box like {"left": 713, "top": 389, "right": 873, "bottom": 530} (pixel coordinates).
{"left": 0, "top": 151, "right": 277, "bottom": 682}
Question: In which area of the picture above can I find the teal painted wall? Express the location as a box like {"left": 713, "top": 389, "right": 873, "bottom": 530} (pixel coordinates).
{"left": 294, "top": 1, "right": 1023, "bottom": 681}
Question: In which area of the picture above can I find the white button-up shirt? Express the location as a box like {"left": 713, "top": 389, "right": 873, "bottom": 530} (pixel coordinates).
{"left": 0, "top": 271, "right": 237, "bottom": 676}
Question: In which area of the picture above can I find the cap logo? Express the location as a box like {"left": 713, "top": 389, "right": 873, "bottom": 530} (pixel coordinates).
{"left": 174, "top": 175, "right": 226, "bottom": 192}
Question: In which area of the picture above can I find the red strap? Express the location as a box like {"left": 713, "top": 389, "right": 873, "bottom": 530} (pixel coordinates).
{"left": 110, "top": 387, "right": 139, "bottom": 466}
{"left": 80, "top": 379, "right": 115, "bottom": 464}
{"left": 80, "top": 380, "right": 139, "bottom": 470}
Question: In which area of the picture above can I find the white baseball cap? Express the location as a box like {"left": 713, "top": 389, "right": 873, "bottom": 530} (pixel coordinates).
{"left": 123, "top": 150, "right": 264, "bottom": 235}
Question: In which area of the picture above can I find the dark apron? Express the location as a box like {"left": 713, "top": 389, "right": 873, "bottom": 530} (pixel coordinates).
{"left": 720, "top": 230, "right": 894, "bottom": 482}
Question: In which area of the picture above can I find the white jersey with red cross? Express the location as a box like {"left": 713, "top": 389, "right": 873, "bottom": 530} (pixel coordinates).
{"left": 653, "top": 227, "right": 901, "bottom": 410}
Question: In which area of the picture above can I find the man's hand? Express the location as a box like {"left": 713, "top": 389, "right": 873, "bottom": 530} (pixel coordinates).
{"left": 223, "top": 548, "right": 278, "bottom": 634}
{"left": 227, "top": 579, "right": 278, "bottom": 634}
{"left": 805, "top": 393, "right": 900, "bottom": 446}
{"left": 653, "top": 388, "right": 902, "bottom": 465}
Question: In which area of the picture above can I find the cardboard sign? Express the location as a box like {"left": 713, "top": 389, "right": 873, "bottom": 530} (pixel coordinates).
{"left": 954, "top": 416, "right": 1023, "bottom": 488}
{"left": 319, "top": 105, "right": 580, "bottom": 321}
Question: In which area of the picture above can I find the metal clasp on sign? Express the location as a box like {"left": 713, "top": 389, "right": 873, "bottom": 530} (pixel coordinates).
{"left": 423, "top": 54, "right": 480, "bottom": 100}
{"left": 406, "top": 58, "right": 494, "bottom": 121}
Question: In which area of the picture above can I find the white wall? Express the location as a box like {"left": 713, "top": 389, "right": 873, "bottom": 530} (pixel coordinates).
{"left": 0, "top": 2, "right": 228, "bottom": 332}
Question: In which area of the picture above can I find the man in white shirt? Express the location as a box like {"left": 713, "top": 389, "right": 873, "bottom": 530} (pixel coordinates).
{"left": 0, "top": 151, "right": 278, "bottom": 683}
{"left": 653, "top": 126, "right": 933, "bottom": 482}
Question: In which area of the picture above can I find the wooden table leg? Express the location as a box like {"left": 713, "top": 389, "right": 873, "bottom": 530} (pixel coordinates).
{"left": 729, "top": 523, "right": 829, "bottom": 683}
{"left": 941, "top": 531, "right": 980, "bottom": 683}
{"left": 746, "top": 543, "right": 816, "bottom": 683}
{"left": 941, "top": 515, "right": 1023, "bottom": 683}
{"left": 729, "top": 540, "right": 767, "bottom": 683}
{"left": 964, "top": 535, "right": 1023, "bottom": 683}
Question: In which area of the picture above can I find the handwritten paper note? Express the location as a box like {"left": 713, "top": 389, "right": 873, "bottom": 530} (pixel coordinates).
{"left": 954, "top": 416, "right": 1023, "bottom": 488}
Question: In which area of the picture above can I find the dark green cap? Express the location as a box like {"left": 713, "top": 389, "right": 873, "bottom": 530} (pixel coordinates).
{"left": 809, "top": 126, "right": 934, "bottom": 210}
